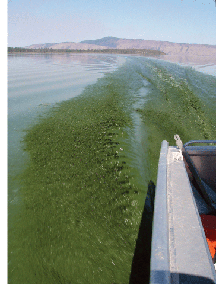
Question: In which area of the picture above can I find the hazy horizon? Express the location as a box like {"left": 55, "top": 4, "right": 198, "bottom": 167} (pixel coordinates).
{"left": 9, "top": 36, "right": 216, "bottom": 48}
{"left": 8, "top": 0, "right": 216, "bottom": 47}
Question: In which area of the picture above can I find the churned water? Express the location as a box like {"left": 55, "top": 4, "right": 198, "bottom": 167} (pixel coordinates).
{"left": 8, "top": 53, "right": 216, "bottom": 283}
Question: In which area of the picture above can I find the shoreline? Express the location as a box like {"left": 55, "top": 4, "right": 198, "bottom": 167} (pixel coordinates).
{"left": 7, "top": 48, "right": 166, "bottom": 57}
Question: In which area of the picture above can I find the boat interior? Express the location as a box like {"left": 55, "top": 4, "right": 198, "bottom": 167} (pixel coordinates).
{"left": 183, "top": 140, "right": 216, "bottom": 216}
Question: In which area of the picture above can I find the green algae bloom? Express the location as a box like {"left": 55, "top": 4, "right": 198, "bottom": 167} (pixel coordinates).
{"left": 8, "top": 57, "right": 216, "bottom": 283}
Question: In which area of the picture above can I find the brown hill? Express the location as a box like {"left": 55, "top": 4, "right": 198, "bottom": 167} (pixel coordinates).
{"left": 114, "top": 39, "right": 216, "bottom": 56}
{"left": 27, "top": 42, "right": 109, "bottom": 50}
{"left": 26, "top": 37, "right": 216, "bottom": 56}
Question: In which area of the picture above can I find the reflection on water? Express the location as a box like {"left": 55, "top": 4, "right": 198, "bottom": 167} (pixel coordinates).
{"left": 8, "top": 53, "right": 126, "bottom": 105}
{"left": 155, "top": 54, "right": 216, "bottom": 76}
{"left": 8, "top": 52, "right": 125, "bottom": 70}
{"left": 8, "top": 52, "right": 216, "bottom": 77}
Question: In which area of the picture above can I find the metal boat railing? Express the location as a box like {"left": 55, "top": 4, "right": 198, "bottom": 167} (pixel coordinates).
{"left": 150, "top": 140, "right": 170, "bottom": 284}
{"left": 184, "top": 140, "right": 216, "bottom": 147}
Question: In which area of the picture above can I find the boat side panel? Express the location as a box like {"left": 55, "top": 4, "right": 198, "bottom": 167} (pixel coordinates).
{"left": 150, "top": 140, "right": 170, "bottom": 284}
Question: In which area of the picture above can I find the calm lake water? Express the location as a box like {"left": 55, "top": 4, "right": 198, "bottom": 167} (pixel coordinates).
{"left": 8, "top": 53, "right": 126, "bottom": 209}
{"left": 8, "top": 53, "right": 216, "bottom": 283}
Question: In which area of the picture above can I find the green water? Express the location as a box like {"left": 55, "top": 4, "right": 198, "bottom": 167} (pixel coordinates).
{"left": 138, "top": 60, "right": 216, "bottom": 182}
{"left": 8, "top": 56, "right": 216, "bottom": 283}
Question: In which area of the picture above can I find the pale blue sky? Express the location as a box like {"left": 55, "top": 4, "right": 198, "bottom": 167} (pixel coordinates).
{"left": 8, "top": 0, "right": 216, "bottom": 47}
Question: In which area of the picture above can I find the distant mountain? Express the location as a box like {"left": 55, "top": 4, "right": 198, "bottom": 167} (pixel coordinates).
{"left": 81, "top": 37, "right": 216, "bottom": 56}
{"left": 80, "top": 37, "right": 120, "bottom": 48}
{"left": 26, "top": 37, "right": 216, "bottom": 56}
{"left": 26, "top": 43, "right": 59, "bottom": 49}
{"left": 26, "top": 42, "right": 109, "bottom": 50}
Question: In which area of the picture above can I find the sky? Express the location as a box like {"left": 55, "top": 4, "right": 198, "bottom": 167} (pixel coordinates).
{"left": 7, "top": 0, "right": 216, "bottom": 47}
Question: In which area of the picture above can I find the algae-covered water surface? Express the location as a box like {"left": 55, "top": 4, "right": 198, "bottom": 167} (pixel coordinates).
{"left": 8, "top": 54, "right": 216, "bottom": 283}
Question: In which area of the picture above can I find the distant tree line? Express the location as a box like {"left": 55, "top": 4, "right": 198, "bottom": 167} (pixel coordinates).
{"left": 8, "top": 47, "right": 165, "bottom": 56}
{"left": 8, "top": 47, "right": 54, "bottom": 53}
